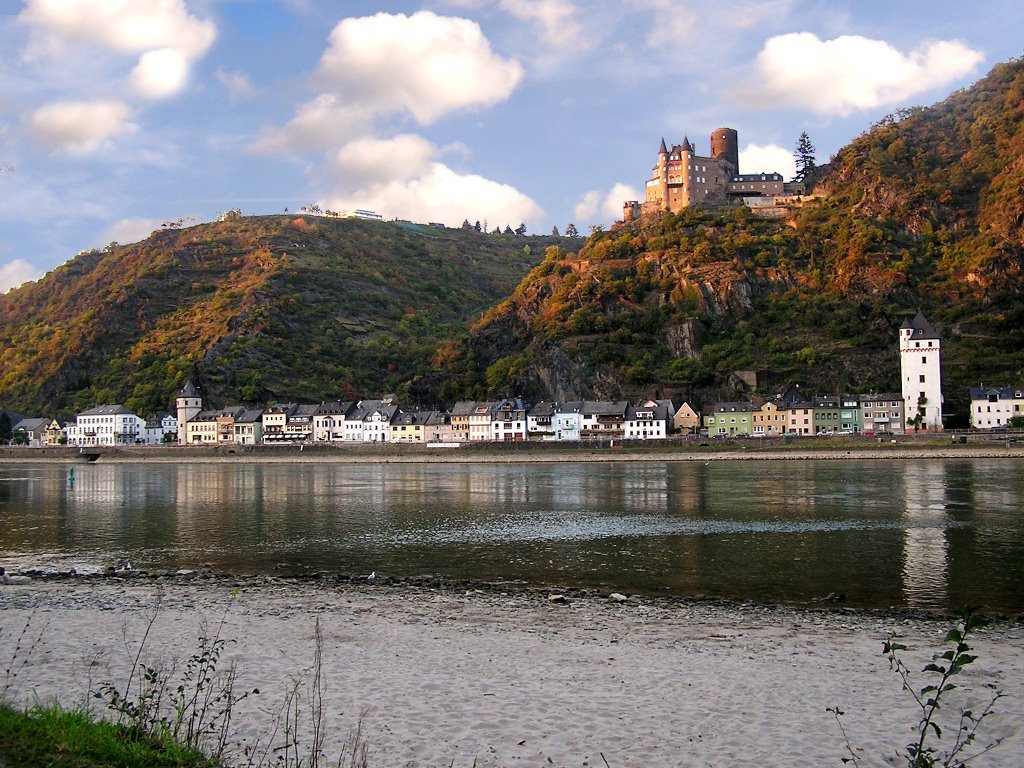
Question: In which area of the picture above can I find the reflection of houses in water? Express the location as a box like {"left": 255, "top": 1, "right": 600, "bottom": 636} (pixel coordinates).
{"left": 901, "top": 462, "right": 949, "bottom": 608}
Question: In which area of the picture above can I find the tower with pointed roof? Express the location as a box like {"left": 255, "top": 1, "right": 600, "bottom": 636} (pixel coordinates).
{"left": 899, "top": 312, "right": 943, "bottom": 431}
{"left": 176, "top": 378, "right": 204, "bottom": 444}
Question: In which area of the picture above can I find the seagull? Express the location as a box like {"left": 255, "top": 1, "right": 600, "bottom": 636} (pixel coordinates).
{"left": 366, "top": 571, "right": 376, "bottom": 581}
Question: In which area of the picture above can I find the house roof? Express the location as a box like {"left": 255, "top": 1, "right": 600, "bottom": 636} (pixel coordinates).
{"left": 14, "top": 417, "right": 48, "bottom": 432}
{"left": 235, "top": 408, "right": 264, "bottom": 424}
{"left": 625, "top": 404, "right": 669, "bottom": 421}
{"left": 450, "top": 401, "right": 477, "bottom": 416}
{"left": 315, "top": 400, "right": 355, "bottom": 416}
{"left": 901, "top": 312, "right": 939, "bottom": 340}
{"left": 581, "top": 401, "right": 628, "bottom": 416}
{"left": 969, "top": 386, "right": 1024, "bottom": 400}
{"left": 713, "top": 401, "right": 754, "bottom": 414}
{"left": 528, "top": 401, "right": 558, "bottom": 417}
{"left": 180, "top": 379, "right": 201, "bottom": 398}
{"left": 78, "top": 404, "right": 137, "bottom": 417}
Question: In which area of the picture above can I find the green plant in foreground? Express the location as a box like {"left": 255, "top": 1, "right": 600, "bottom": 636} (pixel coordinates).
{"left": 0, "top": 701, "right": 217, "bottom": 768}
{"left": 93, "top": 600, "right": 259, "bottom": 762}
{"left": 830, "top": 607, "right": 1005, "bottom": 767}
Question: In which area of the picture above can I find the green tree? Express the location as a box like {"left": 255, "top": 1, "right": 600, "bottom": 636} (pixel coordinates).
{"left": 565, "top": 223, "right": 579, "bottom": 237}
{"left": 793, "top": 131, "right": 816, "bottom": 182}
{"left": 0, "top": 413, "right": 11, "bottom": 445}
{"left": 909, "top": 394, "right": 927, "bottom": 433}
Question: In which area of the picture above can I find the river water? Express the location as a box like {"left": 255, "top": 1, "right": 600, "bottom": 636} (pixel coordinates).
{"left": 1, "top": 459, "right": 1022, "bottom": 612}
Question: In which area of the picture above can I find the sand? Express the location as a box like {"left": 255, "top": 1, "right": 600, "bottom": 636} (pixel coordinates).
{"left": 1, "top": 577, "right": 1022, "bottom": 768}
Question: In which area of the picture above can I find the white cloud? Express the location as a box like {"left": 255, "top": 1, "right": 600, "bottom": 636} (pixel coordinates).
{"left": 332, "top": 134, "right": 437, "bottom": 186}
{"left": 639, "top": 0, "right": 697, "bottom": 48}
{"left": 130, "top": 48, "right": 190, "bottom": 99}
{"left": 324, "top": 156, "right": 543, "bottom": 229}
{"left": 573, "top": 183, "right": 639, "bottom": 224}
{"left": 19, "top": 0, "right": 215, "bottom": 100}
{"left": 739, "top": 143, "right": 796, "bottom": 181}
{"left": 314, "top": 11, "right": 523, "bottom": 125}
{"left": 101, "top": 217, "right": 160, "bottom": 247}
{"left": 0, "top": 259, "right": 41, "bottom": 293}
{"left": 216, "top": 69, "right": 259, "bottom": 100}
{"left": 25, "top": 99, "right": 136, "bottom": 154}
{"left": 19, "top": 0, "right": 215, "bottom": 57}
{"left": 498, "top": 0, "right": 583, "bottom": 47}
{"left": 751, "top": 33, "right": 983, "bottom": 116}
{"left": 250, "top": 95, "right": 374, "bottom": 155}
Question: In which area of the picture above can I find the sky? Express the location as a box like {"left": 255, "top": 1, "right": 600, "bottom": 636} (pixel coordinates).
{"left": 1, "top": 0, "right": 1022, "bottom": 293}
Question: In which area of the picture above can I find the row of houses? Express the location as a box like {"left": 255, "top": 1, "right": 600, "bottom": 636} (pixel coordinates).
{"left": 0, "top": 406, "right": 178, "bottom": 448}
{"left": 176, "top": 388, "right": 679, "bottom": 446}
{"left": 3, "top": 382, "right": 1021, "bottom": 449}
{"left": 702, "top": 393, "right": 907, "bottom": 437}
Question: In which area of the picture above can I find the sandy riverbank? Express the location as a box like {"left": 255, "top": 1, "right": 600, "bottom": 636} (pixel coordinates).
{"left": 2, "top": 577, "right": 1022, "bottom": 767}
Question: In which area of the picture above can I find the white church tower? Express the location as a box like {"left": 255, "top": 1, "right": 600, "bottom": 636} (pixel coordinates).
{"left": 899, "top": 313, "right": 943, "bottom": 431}
{"left": 176, "top": 379, "right": 203, "bottom": 445}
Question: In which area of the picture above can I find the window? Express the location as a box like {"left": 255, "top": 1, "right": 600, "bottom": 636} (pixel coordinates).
{"left": 922, "top": 356, "right": 927, "bottom": 364}
{"left": 919, "top": 374, "right": 926, "bottom": 383}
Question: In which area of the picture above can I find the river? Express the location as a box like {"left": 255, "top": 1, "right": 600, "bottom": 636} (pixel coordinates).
{"left": 1, "top": 458, "right": 1022, "bottom": 611}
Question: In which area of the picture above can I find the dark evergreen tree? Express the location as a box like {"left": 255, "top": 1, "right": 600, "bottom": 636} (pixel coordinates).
{"left": 565, "top": 223, "right": 579, "bottom": 237}
{"left": 0, "top": 413, "right": 11, "bottom": 445}
{"left": 793, "top": 131, "right": 816, "bottom": 182}
{"left": 474, "top": 221, "right": 482, "bottom": 232}
{"left": 515, "top": 222, "right": 527, "bottom": 236}
{"left": 551, "top": 225, "right": 560, "bottom": 236}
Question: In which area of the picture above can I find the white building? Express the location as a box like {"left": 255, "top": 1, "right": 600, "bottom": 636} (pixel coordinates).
{"left": 900, "top": 313, "right": 943, "bottom": 431}
{"left": 144, "top": 414, "right": 177, "bottom": 445}
{"left": 490, "top": 398, "right": 527, "bottom": 442}
{"left": 176, "top": 380, "right": 204, "bottom": 445}
{"left": 552, "top": 402, "right": 583, "bottom": 441}
{"left": 71, "top": 405, "right": 146, "bottom": 446}
{"left": 623, "top": 403, "right": 669, "bottom": 439}
{"left": 313, "top": 401, "right": 354, "bottom": 442}
{"left": 970, "top": 386, "right": 1024, "bottom": 429}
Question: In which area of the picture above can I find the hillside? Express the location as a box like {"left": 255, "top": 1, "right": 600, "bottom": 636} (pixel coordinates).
{"left": 445, "top": 60, "right": 1024, "bottom": 423}
{"left": 2, "top": 60, "right": 1022, "bottom": 424}
{"left": 0, "top": 217, "right": 563, "bottom": 415}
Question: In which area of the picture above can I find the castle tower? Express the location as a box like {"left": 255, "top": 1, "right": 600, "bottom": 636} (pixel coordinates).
{"left": 899, "top": 313, "right": 943, "bottom": 431}
{"left": 176, "top": 378, "right": 204, "bottom": 445}
{"left": 679, "top": 136, "right": 694, "bottom": 208}
{"left": 710, "top": 127, "right": 739, "bottom": 177}
{"left": 656, "top": 138, "right": 669, "bottom": 210}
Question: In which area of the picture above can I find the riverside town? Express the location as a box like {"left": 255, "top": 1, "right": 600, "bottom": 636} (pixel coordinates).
{"left": 4, "top": 313, "right": 1021, "bottom": 448}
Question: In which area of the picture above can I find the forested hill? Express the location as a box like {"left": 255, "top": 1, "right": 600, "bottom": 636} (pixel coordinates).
{"left": 0, "top": 216, "right": 565, "bottom": 415}
{"left": 444, "top": 59, "right": 1024, "bottom": 422}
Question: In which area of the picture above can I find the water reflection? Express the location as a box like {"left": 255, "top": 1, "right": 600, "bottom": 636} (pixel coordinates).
{"left": 1, "top": 459, "right": 1022, "bottom": 611}
{"left": 901, "top": 462, "right": 950, "bottom": 609}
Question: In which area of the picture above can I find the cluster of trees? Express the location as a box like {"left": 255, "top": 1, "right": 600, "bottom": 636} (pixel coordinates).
{"left": 459, "top": 220, "right": 582, "bottom": 237}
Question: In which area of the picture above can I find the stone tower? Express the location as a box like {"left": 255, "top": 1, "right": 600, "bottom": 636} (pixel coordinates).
{"left": 710, "top": 127, "right": 739, "bottom": 177}
{"left": 899, "top": 313, "right": 943, "bottom": 431}
{"left": 176, "top": 378, "right": 203, "bottom": 445}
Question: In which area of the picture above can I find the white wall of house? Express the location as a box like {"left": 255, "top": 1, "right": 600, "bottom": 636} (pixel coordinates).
{"left": 552, "top": 411, "right": 581, "bottom": 441}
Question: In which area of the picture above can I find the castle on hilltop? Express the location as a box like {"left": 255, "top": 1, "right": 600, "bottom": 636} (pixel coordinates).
{"left": 623, "top": 127, "right": 802, "bottom": 223}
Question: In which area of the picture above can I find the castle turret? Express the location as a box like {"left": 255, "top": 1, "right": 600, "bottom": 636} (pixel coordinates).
{"left": 899, "top": 313, "right": 943, "bottom": 431}
{"left": 711, "top": 127, "right": 739, "bottom": 177}
{"left": 176, "top": 378, "right": 204, "bottom": 445}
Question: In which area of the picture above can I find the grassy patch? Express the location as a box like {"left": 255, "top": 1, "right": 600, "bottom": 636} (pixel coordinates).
{"left": 0, "top": 702, "right": 218, "bottom": 768}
